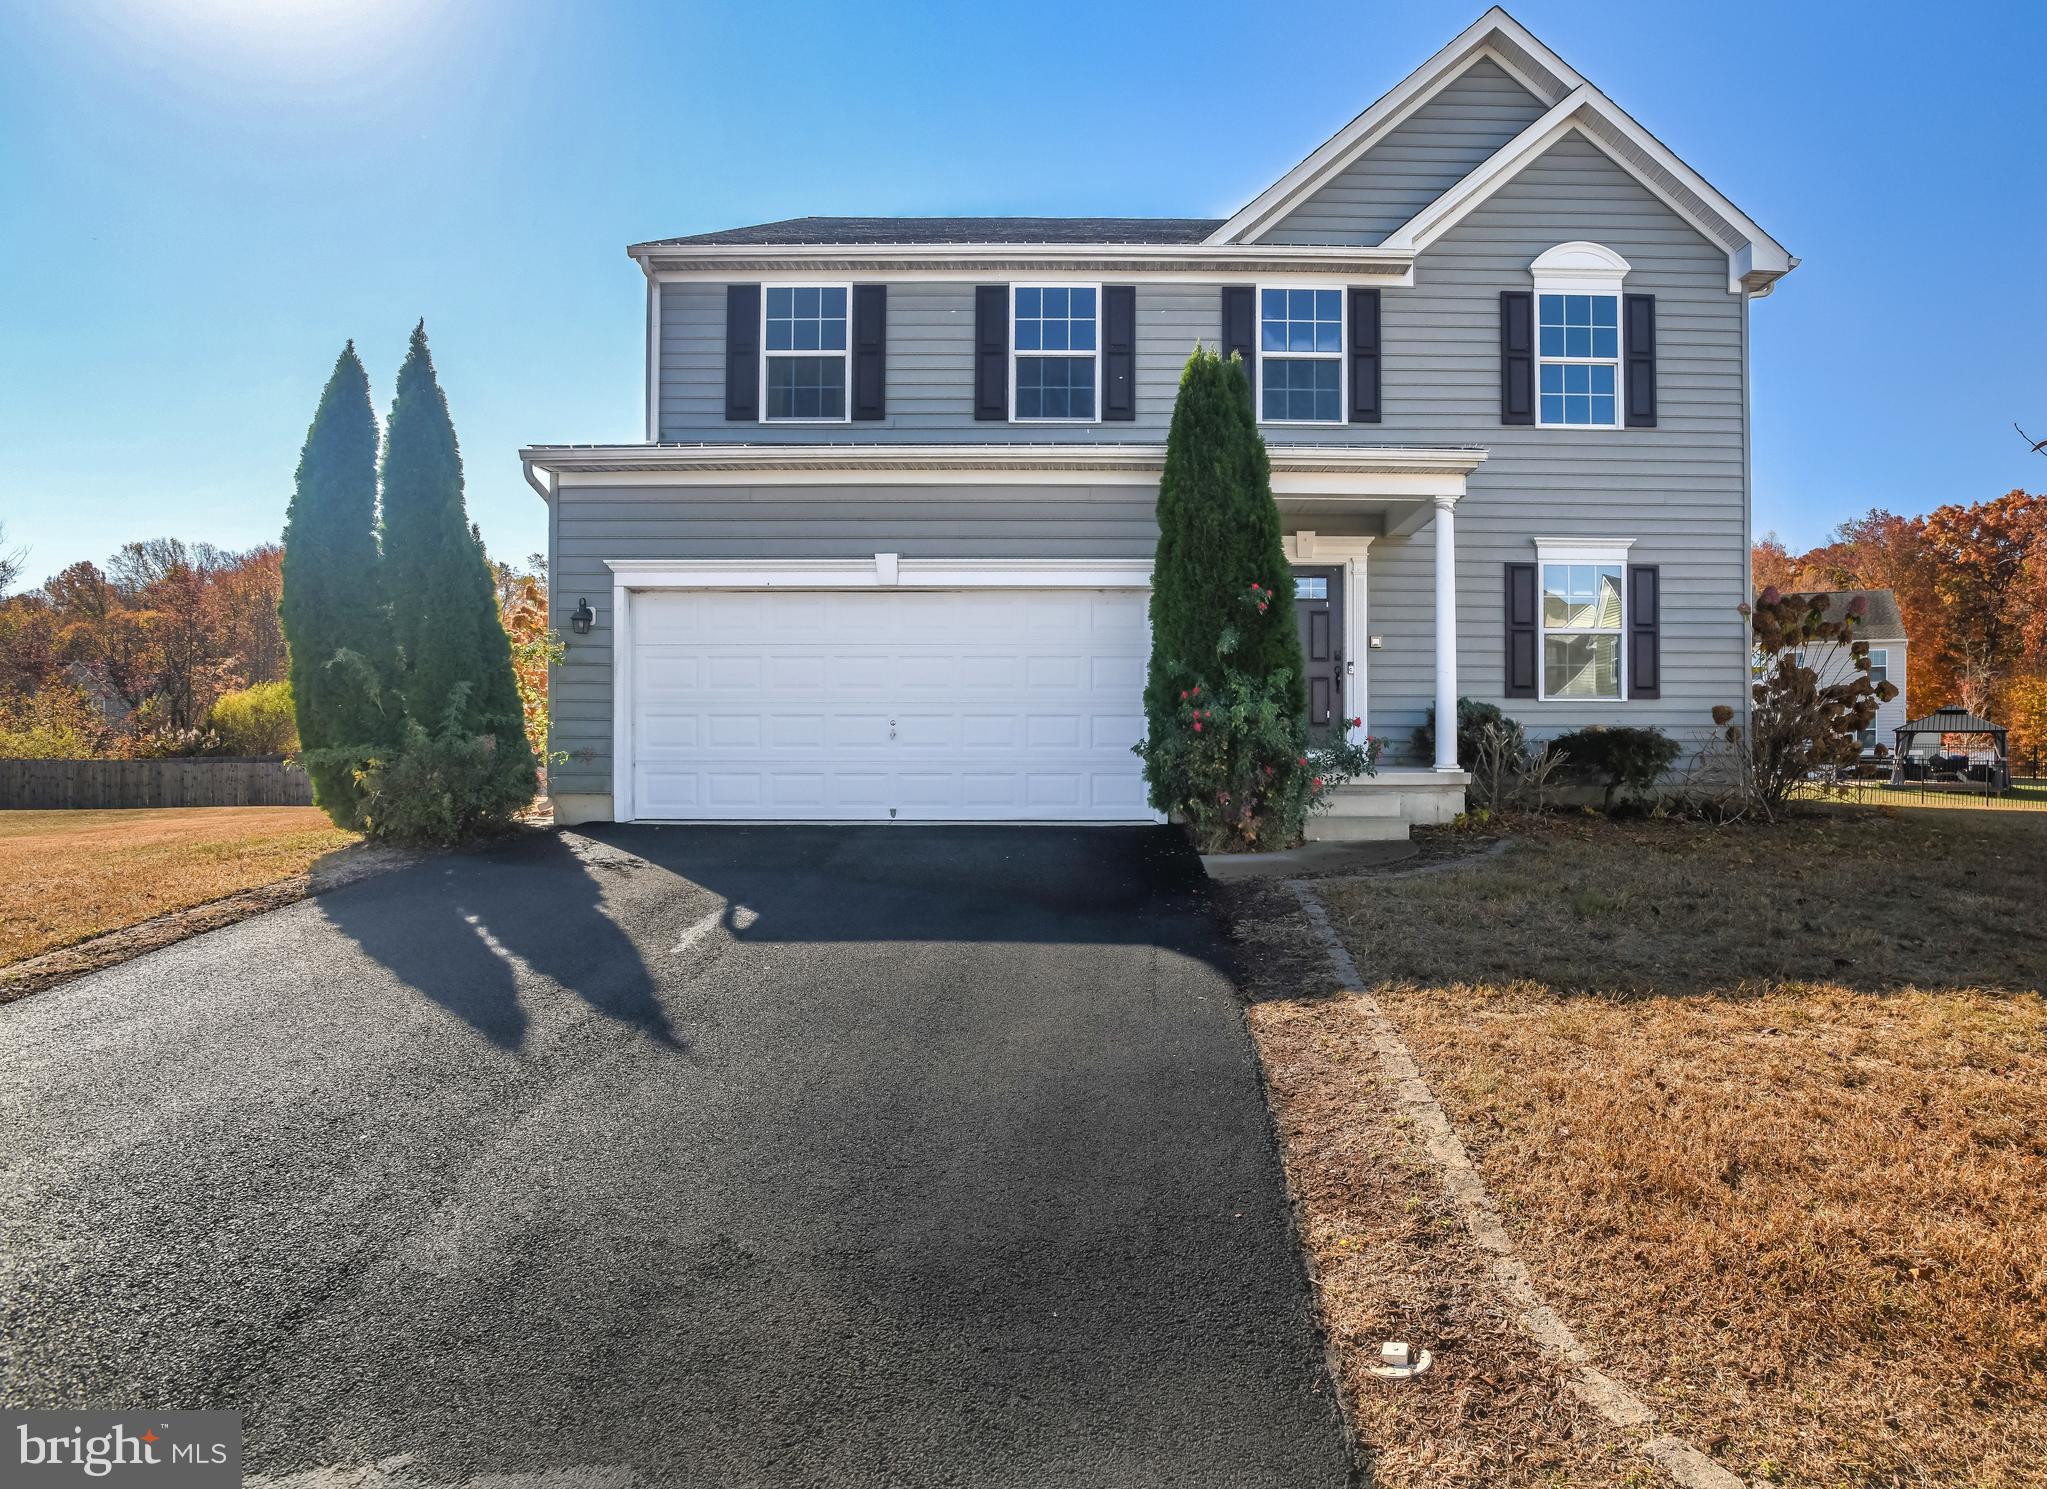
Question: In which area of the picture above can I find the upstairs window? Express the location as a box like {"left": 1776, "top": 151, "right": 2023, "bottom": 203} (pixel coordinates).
{"left": 1013, "top": 285, "right": 1098, "bottom": 420}
{"left": 763, "top": 285, "right": 849, "bottom": 421}
{"left": 1866, "top": 648, "right": 1890, "bottom": 688}
{"left": 1541, "top": 559, "right": 1625, "bottom": 700}
{"left": 1529, "top": 242, "right": 1630, "bottom": 430}
{"left": 1259, "top": 287, "right": 1343, "bottom": 423}
{"left": 1537, "top": 294, "right": 1618, "bottom": 426}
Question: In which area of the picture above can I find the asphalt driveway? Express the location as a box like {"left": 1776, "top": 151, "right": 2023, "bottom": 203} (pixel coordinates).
{"left": 0, "top": 825, "right": 1352, "bottom": 1487}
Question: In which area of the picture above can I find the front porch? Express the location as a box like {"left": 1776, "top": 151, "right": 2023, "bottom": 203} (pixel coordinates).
{"left": 1270, "top": 446, "right": 1482, "bottom": 838}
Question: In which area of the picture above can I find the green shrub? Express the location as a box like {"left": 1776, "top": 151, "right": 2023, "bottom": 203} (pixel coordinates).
{"left": 1137, "top": 346, "right": 1312, "bottom": 850}
{"left": 1136, "top": 670, "right": 1382, "bottom": 852}
{"left": 0, "top": 686, "right": 110, "bottom": 759}
{"left": 205, "top": 681, "right": 299, "bottom": 755}
{"left": 1551, "top": 724, "right": 1683, "bottom": 811}
{"left": 306, "top": 684, "right": 531, "bottom": 844}
{"left": 1414, "top": 697, "right": 1528, "bottom": 769}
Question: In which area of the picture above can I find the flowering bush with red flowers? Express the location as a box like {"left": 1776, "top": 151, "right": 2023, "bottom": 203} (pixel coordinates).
{"left": 1135, "top": 670, "right": 1383, "bottom": 851}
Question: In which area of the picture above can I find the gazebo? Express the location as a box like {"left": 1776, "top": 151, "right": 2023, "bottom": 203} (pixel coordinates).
{"left": 1890, "top": 706, "right": 2011, "bottom": 790}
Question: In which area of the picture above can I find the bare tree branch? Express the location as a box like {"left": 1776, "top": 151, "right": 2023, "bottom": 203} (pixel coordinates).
{"left": 2018, "top": 421, "right": 2047, "bottom": 457}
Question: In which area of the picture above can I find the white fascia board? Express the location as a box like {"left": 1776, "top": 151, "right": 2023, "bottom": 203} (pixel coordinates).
{"left": 628, "top": 244, "right": 1414, "bottom": 286}
{"left": 1206, "top": 8, "right": 1583, "bottom": 247}
{"left": 1382, "top": 89, "right": 1794, "bottom": 295}
{"left": 604, "top": 556, "right": 1155, "bottom": 590}
{"left": 521, "top": 442, "right": 1487, "bottom": 497}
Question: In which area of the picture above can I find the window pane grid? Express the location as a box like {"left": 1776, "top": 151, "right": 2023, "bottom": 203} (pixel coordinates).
{"left": 1535, "top": 291, "right": 1619, "bottom": 428}
{"left": 1258, "top": 286, "right": 1343, "bottom": 424}
{"left": 1539, "top": 562, "right": 1623, "bottom": 700}
{"left": 1014, "top": 286, "right": 1098, "bottom": 419}
{"left": 763, "top": 285, "right": 849, "bottom": 420}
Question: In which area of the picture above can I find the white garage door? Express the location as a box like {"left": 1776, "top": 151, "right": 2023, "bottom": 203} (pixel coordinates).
{"left": 626, "top": 587, "right": 1154, "bottom": 822}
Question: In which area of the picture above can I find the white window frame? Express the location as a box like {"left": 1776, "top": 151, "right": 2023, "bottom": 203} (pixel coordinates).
{"left": 1530, "top": 242, "right": 1628, "bottom": 432}
{"left": 759, "top": 282, "right": 854, "bottom": 424}
{"left": 1534, "top": 538, "right": 1633, "bottom": 703}
{"left": 1255, "top": 282, "right": 1347, "bottom": 426}
{"left": 1865, "top": 647, "right": 1890, "bottom": 689}
{"left": 1010, "top": 282, "right": 1102, "bottom": 424}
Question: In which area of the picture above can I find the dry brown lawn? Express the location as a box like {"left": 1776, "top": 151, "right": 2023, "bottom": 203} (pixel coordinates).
{"left": 0, "top": 807, "right": 358, "bottom": 966}
{"left": 1260, "top": 807, "right": 2046, "bottom": 1488}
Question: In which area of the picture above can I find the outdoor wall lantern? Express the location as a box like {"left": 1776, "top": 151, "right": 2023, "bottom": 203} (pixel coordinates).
{"left": 569, "top": 598, "right": 595, "bottom": 635}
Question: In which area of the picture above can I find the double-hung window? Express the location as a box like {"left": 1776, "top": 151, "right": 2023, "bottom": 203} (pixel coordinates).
{"left": 762, "top": 285, "right": 850, "bottom": 421}
{"left": 1259, "top": 287, "right": 1343, "bottom": 423}
{"left": 1539, "top": 554, "right": 1626, "bottom": 700}
{"left": 1865, "top": 648, "right": 1889, "bottom": 689}
{"left": 1529, "top": 241, "right": 1630, "bottom": 429}
{"left": 1537, "top": 293, "right": 1619, "bottom": 427}
{"left": 1013, "top": 285, "right": 1098, "bottom": 421}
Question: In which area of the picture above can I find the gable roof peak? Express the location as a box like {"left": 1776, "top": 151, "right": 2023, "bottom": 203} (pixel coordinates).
{"left": 1208, "top": 8, "right": 1794, "bottom": 296}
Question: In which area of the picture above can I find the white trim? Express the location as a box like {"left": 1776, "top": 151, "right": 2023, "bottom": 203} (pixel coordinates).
{"left": 522, "top": 441, "right": 1488, "bottom": 498}
{"left": 631, "top": 242, "right": 1415, "bottom": 285}
{"left": 605, "top": 556, "right": 1154, "bottom": 590}
{"left": 1534, "top": 537, "right": 1635, "bottom": 563}
{"left": 644, "top": 279, "right": 660, "bottom": 442}
{"left": 1009, "top": 283, "right": 1103, "bottom": 424}
{"left": 611, "top": 573, "right": 634, "bottom": 822}
{"left": 1380, "top": 93, "right": 1793, "bottom": 295}
{"left": 1528, "top": 261, "right": 1626, "bottom": 432}
{"left": 1529, "top": 239, "right": 1631, "bottom": 292}
{"left": 1255, "top": 283, "right": 1348, "bottom": 427}
{"left": 606, "top": 556, "right": 1158, "bottom": 825}
{"left": 1534, "top": 547, "right": 1630, "bottom": 704}
{"left": 759, "top": 282, "right": 854, "bottom": 425}
{"left": 1207, "top": 9, "right": 1582, "bottom": 245}
{"left": 1284, "top": 534, "right": 1375, "bottom": 747}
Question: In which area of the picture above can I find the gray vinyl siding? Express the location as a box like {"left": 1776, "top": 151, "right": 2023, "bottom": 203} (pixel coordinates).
{"left": 1354, "top": 133, "right": 1748, "bottom": 756}
{"left": 658, "top": 282, "right": 1218, "bottom": 442}
{"left": 1795, "top": 639, "right": 1911, "bottom": 746}
{"left": 571, "top": 131, "right": 1753, "bottom": 788}
{"left": 1255, "top": 58, "right": 1550, "bottom": 247}
{"left": 547, "top": 485, "right": 1157, "bottom": 794}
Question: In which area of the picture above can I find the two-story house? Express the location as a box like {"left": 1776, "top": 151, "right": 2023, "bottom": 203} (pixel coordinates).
{"left": 521, "top": 8, "right": 1794, "bottom": 832}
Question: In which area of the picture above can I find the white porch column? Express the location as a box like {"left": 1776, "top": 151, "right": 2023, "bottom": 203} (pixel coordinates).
{"left": 1432, "top": 496, "right": 1459, "bottom": 772}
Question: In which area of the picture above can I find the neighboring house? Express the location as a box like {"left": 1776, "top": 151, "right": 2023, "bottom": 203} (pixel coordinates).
{"left": 521, "top": 7, "right": 1795, "bottom": 834}
{"left": 1785, "top": 589, "right": 1910, "bottom": 755}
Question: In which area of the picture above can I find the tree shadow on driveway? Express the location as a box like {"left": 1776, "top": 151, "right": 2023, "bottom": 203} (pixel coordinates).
{"left": 317, "top": 832, "right": 677, "bottom": 1052}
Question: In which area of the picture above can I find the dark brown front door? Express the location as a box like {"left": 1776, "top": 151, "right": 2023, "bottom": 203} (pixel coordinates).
{"left": 1293, "top": 566, "right": 1345, "bottom": 739}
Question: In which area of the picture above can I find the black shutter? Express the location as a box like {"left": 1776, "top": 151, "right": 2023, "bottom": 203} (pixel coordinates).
{"left": 1221, "top": 286, "right": 1256, "bottom": 403}
{"left": 1348, "top": 286, "right": 1381, "bottom": 423}
{"left": 1499, "top": 291, "right": 1533, "bottom": 425}
{"left": 973, "top": 285, "right": 1008, "bottom": 421}
{"left": 1102, "top": 285, "right": 1136, "bottom": 422}
{"left": 724, "top": 284, "right": 760, "bottom": 422}
{"left": 851, "top": 284, "right": 887, "bottom": 421}
{"left": 1505, "top": 563, "right": 1538, "bottom": 698}
{"left": 1624, "top": 293, "right": 1657, "bottom": 428}
{"left": 1628, "top": 564, "right": 1661, "bottom": 698}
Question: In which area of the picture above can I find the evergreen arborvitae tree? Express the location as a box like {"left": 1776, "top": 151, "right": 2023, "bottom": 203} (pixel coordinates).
{"left": 280, "top": 341, "right": 394, "bottom": 824}
{"left": 378, "top": 322, "right": 537, "bottom": 794}
{"left": 1142, "top": 347, "right": 1306, "bottom": 729}
{"left": 1134, "top": 346, "right": 1321, "bottom": 847}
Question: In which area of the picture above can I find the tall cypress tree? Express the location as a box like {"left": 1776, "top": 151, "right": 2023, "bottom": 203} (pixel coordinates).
{"left": 281, "top": 342, "right": 393, "bottom": 823}
{"left": 1142, "top": 347, "right": 1306, "bottom": 728}
{"left": 378, "top": 323, "right": 536, "bottom": 785}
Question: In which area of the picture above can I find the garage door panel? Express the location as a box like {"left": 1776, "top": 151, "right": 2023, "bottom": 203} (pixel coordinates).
{"left": 627, "top": 587, "right": 1152, "bottom": 822}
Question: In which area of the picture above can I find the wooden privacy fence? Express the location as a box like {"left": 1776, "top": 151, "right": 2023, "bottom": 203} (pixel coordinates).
{"left": 0, "top": 757, "right": 315, "bottom": 809}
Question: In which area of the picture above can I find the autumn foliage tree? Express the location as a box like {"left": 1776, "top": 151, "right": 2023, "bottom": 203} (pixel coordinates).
{"left": 1754, "top": 490, "right": 2046, "bottom": 765}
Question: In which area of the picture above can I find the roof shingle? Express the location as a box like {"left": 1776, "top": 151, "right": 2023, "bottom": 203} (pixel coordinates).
{"left": 641, "top": 215, "right": 1225, "bottom": 248}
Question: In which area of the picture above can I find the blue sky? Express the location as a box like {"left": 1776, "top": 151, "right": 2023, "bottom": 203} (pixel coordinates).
{"left": 3, "top": 0, "right": 2042, "bottom": 588}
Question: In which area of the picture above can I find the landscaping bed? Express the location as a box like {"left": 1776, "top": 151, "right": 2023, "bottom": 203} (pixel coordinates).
{"left": 0, "top": 807, "right": 359, "bottom": 968}
{"left": 1236, "top": 807, "right": 2046, "bottom": 1487}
